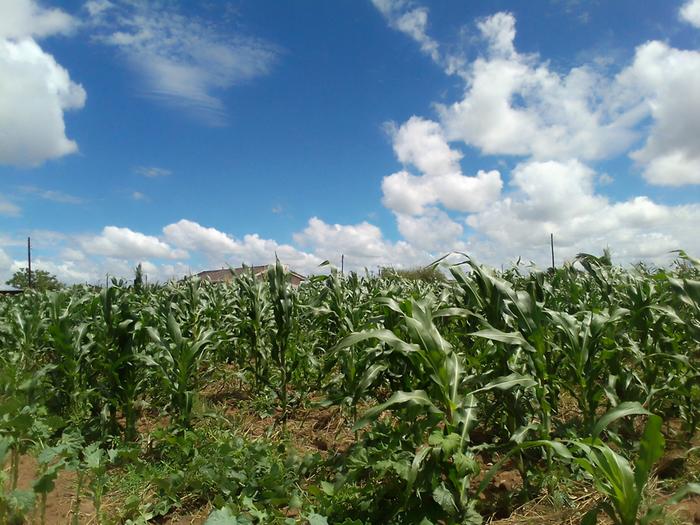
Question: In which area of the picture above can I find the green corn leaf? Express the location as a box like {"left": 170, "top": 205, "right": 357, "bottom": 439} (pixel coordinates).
{"left": 460, "top": 393, "right": 478, "bottom": 441}
{"left": 634, "top": 415, "right": 664, "bottom": 492}
{"left": 433, "top": 307, "right": 479, "bottom": 320}
{"left": 510, "top": 423, "right": 538, "bottom": 444}
{"left": 407, "top": 445, "right": 432, "bottom": 495}
{"left": 469, "top": 373, "right": 536, "bottom": 395}
{"left": 471, "top": 328, "right": 535, "bottom": 351}
{"left": 330, "top": 329, "right": 419, "bottom": 355}
{"left": 145, "top": 325, "right": 160, "bottom": 343}
{"left": 673, "top": 249, "right": 700, "bottom": 268}
{"left": 591, "top": 402, "right": 651, "bottom": 440}
{"left": 167, "top": 313, "right": 183, "bottom": 344}
{"left": 356, "top": 363, "right": 387, "bottom": 394}
{"left": 353, "top": 390, "right": 441, "bottom": 430}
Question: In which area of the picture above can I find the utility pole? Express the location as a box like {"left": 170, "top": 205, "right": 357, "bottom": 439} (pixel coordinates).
{"left": 27, "top": 237, "right": 32, "bottom": 289}
{"left": 341, "top": 254, "right": 344, "bottom": 275}
{"left": 550, "top": 233, "right": 555, "bottom": 269}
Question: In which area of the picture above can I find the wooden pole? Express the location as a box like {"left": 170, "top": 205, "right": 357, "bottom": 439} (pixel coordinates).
{"left": 27, "top": 237, "right": 32, "bottom": 289}
{"left": 550, "top": 233, "right": 555, "bottom": 269}
{"left": 341, "top": 254, "right": 344, "bottom": 275}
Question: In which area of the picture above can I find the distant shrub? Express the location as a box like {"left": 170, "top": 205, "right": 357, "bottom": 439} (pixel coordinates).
{"left": 380, "top": 265, "right": 446, "bottom": 283}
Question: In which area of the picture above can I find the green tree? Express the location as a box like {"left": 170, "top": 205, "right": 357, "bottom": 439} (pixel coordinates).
{"left": 380, "top": 265, "right": 446, "bottom": 283}
{"left": 6, "top": 268, "right": 63, "bottom": 291}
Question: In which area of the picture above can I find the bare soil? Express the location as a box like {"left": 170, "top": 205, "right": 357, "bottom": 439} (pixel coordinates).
{"left": 14, "top": 455, "right": 94, "bottom": 525}
{"left": 669, "top": 496, "right": 700, "bottom": 524}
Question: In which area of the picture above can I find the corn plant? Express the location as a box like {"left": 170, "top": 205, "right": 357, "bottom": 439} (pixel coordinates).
{"left": 0, "top": 367, "right": 55, "bottom": 495}
{"left": 145, "top": 313, "right": 215, "bottom": 429}
{"left": 313, "top": 268, "right": 382, "bottom": 421}
{"left": 236, "top": 267, "right": 270, "bottom": 389}
{"left": 334, "top": 295, "right": 537, "bottom": 522}
{"left": 450, "top": 258, "right": 563, "bottom": 492}
{"left": 267, "top": 259, "right": 296, "bottom": 425}
{"left": 662, "top": 251, "right": 700, "bottom": 437}
{"left": 569, "top": 407, "right": 700, "bottom": 525}
{"left": 42, "top": 291, "right": 98, "bottom": 428}
{"left": 668, "top": 250, "right": 700, "bottom": 338}
{"left": 90, "top": 285, "right": 144, "bottom": 440}
{"left": 549, "top": 308, "right": 628, "bottom": 433}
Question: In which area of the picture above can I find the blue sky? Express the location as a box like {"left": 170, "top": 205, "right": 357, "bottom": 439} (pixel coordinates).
{"left": 1, "top": 0, "right": 700, "bottom": 283}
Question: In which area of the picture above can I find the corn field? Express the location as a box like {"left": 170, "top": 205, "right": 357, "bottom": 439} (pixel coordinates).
{"left": 1, "top": 254, "right": 699, "bottom": 525}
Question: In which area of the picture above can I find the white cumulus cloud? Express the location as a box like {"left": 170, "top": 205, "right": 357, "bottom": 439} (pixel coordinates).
{"left": 395, "top": 208, "right": 464, "bottom": 252}
{"left": 616, "top": 41, "right": 700, "bottom": 185}
{"left": 680, "top": 0, "right": 700, "bottom": 27}
{"left": 381, "top": 117, "right": 503, "bottom": 215}
{"left": 81, "top": 226, "right": 188, "bottom": 260}
{"left": 163, "top": 219, "right": 322, "bottom": 274}
{"left": 163, "top": 219, "right": 239, "bottom": 254}
{"left": 477, "top": 11, "right": 516, "bottom": 59}
{"left": 0, "top": 0, "right": 76, "bottom": 40}
{"left": 0, "top": 1, "right": 85, "bottom": 167}
{"left": 294, "top": 216, "right": 426, "bottom": 270}
{"left": 466, "top": 160, "right": 700, "bottom": 265}
{"left": 436, "top": 12, "right": 641, "bottom": 162}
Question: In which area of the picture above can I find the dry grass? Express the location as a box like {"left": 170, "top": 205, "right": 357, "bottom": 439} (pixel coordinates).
{"left": 484, "top": 480, "right": 602, "bottom": 525}
{"left": 201, "top": 363, "right": 356, "bottom": 456}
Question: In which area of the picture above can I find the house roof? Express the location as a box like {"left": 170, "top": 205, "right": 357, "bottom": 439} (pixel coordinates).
{"left": 0, "top": 285, "right": 22, "bottom": 293}
{"left": 195, "top": 265, "right": 306, "bottom": 283}
{"left": 195, "top": 269, "right": 233, "bottom": 282}
{"left": 196, "top": 266, "right": 265, "bottom": 283}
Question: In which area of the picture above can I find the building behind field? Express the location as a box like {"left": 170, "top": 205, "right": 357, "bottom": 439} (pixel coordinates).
{"left": 196, "top": 265, "right": 306, "bottom": 287}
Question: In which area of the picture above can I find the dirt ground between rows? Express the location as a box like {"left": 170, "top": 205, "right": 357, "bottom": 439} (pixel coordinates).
{"left": 15, "top": 455, "right": 94, "bottom": 524}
